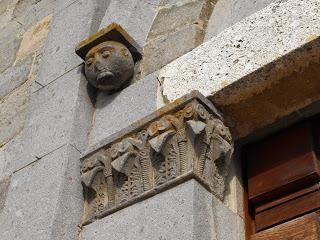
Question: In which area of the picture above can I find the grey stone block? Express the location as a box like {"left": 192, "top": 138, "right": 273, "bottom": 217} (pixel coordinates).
{"left": 12, "top": 0, "right": 55, "bottom": 30}
{"left": 99, "top": 0, "right": 161, "bottom": 46}
{"left": 0, "top": 145, "right": 83, "bottom": 240}
{"left": 0, "top": 78, "right": 31, "bottom": 147}
{"left": 141, "top": 24, "right": 204, "bottom": 76}
{"left": 0, "top": 56, "right": 32, "bottom": 99}
{"left": 36, "top": 0, "right": 98, "bottom": 86}
{"left": 79, "top": 179, "right": 244, "bottom": 240}
{"left": 205, "top": 0, "right": 277, "bottom": 39}
{"left": 148, "top": 0, "right": 206, "bottom": 40}
{"left": 0, "top": 21, "right": 23, "bottom": 73}
{"left": 0, "top": 176, "right": 10, "bottom": 215}
{"left": 5, "top": 66, "right": 93, "bottom": 172}
{"left": 90, "top": 71, "right": 158, "bottom": 146}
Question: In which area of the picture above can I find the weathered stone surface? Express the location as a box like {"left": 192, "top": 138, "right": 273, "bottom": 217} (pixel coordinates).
{"left": 91, "top": 71, "right": 159, "bottom": 145}
{"left": 0, "top": 56, "right": 32, "bottom": 99}
{"left": 15, "top": 15, "right": 52, "bottom": 64}
{"left": 205, "top": 0, "right": 277, "bottom": 39}
{"left": 99, "top": 0, "right": 161, "bottom": 46}
{"left": 0, "top": 77, "right": 32, "bottom": 147}
{"left": 82, "top": 91, "right": 233, "bottom": 223}
{"left": 0, "top": 21, "right": 23, "bottom": 73}
{"left": 142, "top": 24, "right": 204, "bottom": 76}
{"left": 0, "top": 145, "right": 83, "bottom": 240}
{"left": 159, "top": 0, "right": 320, "bottom": 137}
{"left": 0, "top": 0, "right": 18, "bottom": 26}
{"left": 12, "top": 0, "right": 55, "bottom": 30}
{"left": 80, "top": 180, "right": 244, "bottom": 240}
{"left": 148, "top": 0, "right": 207, "bottom": 39}
{"left": 36, "top": 0, "right": 98, "bottom": 86}
{"left": 5, "top": 67, "right": 92, "bottom": 173}
{"left": 0, "top": 176, "right": 10, "bottom": 215}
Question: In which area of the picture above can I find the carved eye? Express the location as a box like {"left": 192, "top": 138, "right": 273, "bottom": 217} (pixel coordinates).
{"left": 101, "top": 51, "right": 111, "bottom": 58}
{"left": 86, "top": 58, "right": 93, "bottom": 66}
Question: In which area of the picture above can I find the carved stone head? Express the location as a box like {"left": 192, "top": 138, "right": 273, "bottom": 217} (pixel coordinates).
{"left": 84, "top": 41, "right": 134, "bottom": 91}
{"left": 76, "top": 23, "right": 142, "bottom": 91}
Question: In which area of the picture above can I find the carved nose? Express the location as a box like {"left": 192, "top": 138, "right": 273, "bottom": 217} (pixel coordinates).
{"left": 95, "top": 60, "right": 104, "bottom": 71}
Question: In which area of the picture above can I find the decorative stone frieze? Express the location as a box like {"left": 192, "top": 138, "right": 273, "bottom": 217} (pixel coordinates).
{"left": 80, "top": 91, "right": 234, "bottom": 225}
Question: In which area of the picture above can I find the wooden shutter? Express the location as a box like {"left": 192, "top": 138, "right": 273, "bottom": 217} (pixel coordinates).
{"left": 244, "top": 116, "right": 320, "bottom": 239}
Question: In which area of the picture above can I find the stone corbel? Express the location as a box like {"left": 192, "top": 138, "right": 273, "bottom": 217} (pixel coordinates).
{"left": 75, "top": 23, "right": 142, "bottom": 92}
{"left": 80, "top": 91, "right": 234, "bottom": 225}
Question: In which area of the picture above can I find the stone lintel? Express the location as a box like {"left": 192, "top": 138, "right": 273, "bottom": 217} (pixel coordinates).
{"left": 80, "top": 91, "right": 234, "bottom": 225}
{"left": 159, "top": 0, "right": 320, "bottom": 139}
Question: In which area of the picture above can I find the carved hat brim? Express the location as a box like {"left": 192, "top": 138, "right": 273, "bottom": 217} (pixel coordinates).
{"left": 75, "top": 23, "right": 142, "bottom": 62}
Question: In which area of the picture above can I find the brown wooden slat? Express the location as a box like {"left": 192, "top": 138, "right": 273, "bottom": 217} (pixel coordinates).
{"left": 255, "top": 189, "right": 320, "bottom": 231}
{"left": 255, "top": 183, "right": 320, "bottom": 214}
{"left": 247, "top": 122, "right": 320, "bottom": 203}
{"left": 252, "top": 212, "right": 320, "bottom": 240}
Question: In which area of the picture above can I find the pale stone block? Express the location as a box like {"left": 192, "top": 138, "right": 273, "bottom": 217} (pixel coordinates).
{"left": 79, "top": 180, "right": 244, "bottom": 240}
{"left": 160, "top": 0, "right": 320, "bottom": 102}
{"left": 0, "top": 176, "right": 10, "bottom": 215}
{"left": 0, "top": 145, "right": 83, "bottom": 240}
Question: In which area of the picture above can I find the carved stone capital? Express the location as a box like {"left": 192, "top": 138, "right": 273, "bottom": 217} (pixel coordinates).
{"left": 80, "top": 91, "right": 234, "bottom": 225}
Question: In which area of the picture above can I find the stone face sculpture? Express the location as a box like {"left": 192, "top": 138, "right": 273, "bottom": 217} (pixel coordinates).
{"left": 76, "top": 23, "right": 142, "bottom": 91}
{"left": 80, "top": 91, "right": 234, "bottom": 225}
{"left": 84, "top": 41, "right": 134, "bottom": 90}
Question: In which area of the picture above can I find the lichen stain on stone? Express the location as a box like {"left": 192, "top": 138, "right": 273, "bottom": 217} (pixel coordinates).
{"left": 305, "top": 34, "right": 318, "bottom": 43}
{"left": 14, "top": 14, "right": 52, "bottom": 64}
{"left": 216, "top": 61, "right": 320, "bottom": 139}
{"left": 220, "top": 79, "right": 229, "bottom": 88}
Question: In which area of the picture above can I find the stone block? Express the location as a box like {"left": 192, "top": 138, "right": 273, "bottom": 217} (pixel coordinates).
{"left": 90, "top": 71, "right": 158, "bottom": 146}
{"left": 205, "top": 0, "right": 277, "bottom": 39}
{"left": 0, "top": 21, "right": 24, "bottom": 73}
{"left": 79, "top": 180, "right": 244, "bottom": 240}
{"left": 15, "top": 15, "right": 52, "bottom": 64}
{"left": 0, "top": 0, "right": 18, "bottom": 26}
{"left": 12, "top": 0, "right": 55, "bottom": 30}
{"left": 0, "top": 176, "right": 10, "bottom": 215}
{"left": 0, "top": 77, "right": 32, "bottom": 147}
{"left": 36, "top": 0, "right": 98, "bottom": 86}
{"left": 5, "top": 66, "right": 93, "bottom": 172}
{"left": 0, "top": 56, "right": 32, "bottom": 99}
{"left": 148, "top": 0, "right": 206, "bottom": 40}
{"left": 0, "top": 145, "right": 83, "bottom": 240}
{"left": 99, "top": 0, "right": 161, "bottom": 46}
{"left": 141, "top": 24, "right": 204, "bottom": 76}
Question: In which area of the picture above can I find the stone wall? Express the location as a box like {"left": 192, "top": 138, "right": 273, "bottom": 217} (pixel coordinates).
{"left": 0, "top": 0, "right": 312, "bottom": 239}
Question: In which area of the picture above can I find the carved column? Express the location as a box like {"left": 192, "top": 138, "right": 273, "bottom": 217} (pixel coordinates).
{"left": 80, "top": 91, "right": 234, "bottom": 225}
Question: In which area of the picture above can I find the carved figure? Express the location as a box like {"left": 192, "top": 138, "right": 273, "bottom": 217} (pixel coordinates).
{"left": 76, "top": 23, "right": 142, "bottom": 91}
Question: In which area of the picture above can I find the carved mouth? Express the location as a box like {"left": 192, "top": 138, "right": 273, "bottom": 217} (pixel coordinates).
{"left": 97, "top": 71, "right": 115, "bottom": 83}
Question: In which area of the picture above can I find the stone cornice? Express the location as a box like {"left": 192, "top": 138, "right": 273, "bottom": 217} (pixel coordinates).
{"left": 80, "top": 91, "right": 234, "bottom": 225}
